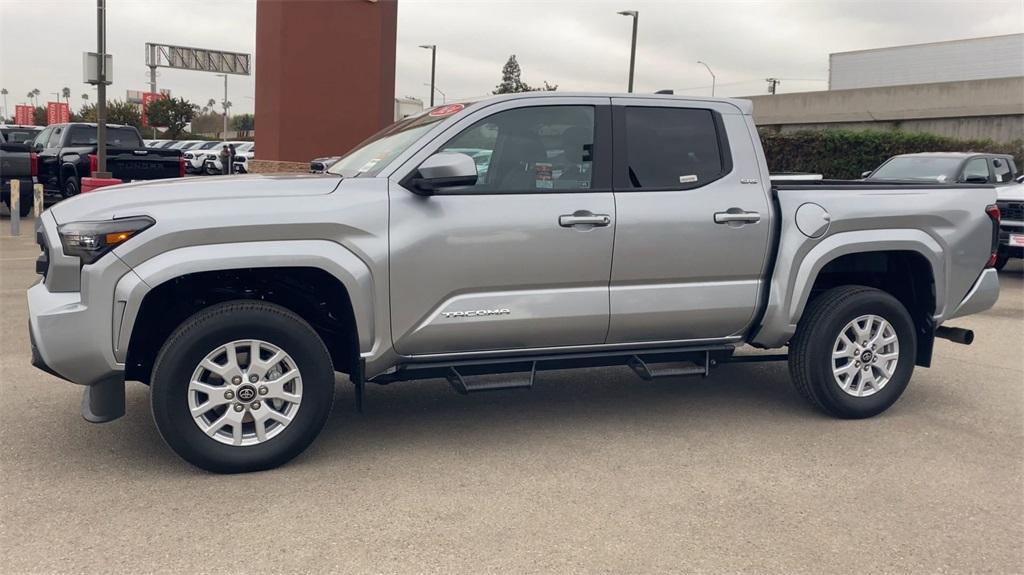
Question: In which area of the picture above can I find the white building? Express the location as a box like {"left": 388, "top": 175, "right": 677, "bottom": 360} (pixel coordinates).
{"left": 829, "top": 34, "right": 1024, "bottom": 90}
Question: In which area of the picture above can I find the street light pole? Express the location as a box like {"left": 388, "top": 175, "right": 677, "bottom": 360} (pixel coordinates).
{"left": 95, "top": 0, "right": 109, "bottom": 176}
{"left": 617, "top": 11, "right": 638, "bottom": 93}
{"left": 697, "top": 60, "right": 716, "bottom": 96}
{"left": 419, "top": 45, "right": 436, "bottom": 107}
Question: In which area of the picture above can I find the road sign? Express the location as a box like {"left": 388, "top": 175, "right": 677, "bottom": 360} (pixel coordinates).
{"left": 145, "top": 43, "right": 251, "bottom": 75}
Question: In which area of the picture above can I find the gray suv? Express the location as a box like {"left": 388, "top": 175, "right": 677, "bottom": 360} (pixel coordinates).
{"left": 29, "top": 93, "right": 1001, "bottom": 472}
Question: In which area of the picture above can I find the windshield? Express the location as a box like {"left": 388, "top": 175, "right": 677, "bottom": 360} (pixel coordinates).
{"left": 68, "top": 126, "right": 143, "bottom": 147}
{"left": 1, "top": 128, "right": 40, "bottom": 144}
{"left": 869, "top": 156, "right": 962, "bottom": 182}
{"left": 328, "top": 103, "right": 471, "bottom": 177}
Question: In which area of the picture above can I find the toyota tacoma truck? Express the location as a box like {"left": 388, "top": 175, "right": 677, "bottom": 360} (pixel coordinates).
{"left": 30, "top": 123, "right": 184, "bottom": 198}
{"left": 1, "top": 126, "right": 39, "bottom": 217}
{"left": 28, "top": 93, "right": 1001, "bottom": 473}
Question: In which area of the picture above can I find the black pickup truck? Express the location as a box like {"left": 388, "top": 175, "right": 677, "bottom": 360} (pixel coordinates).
{"left": 1, "top": 126, "right": 41, "bottom": 217}
{"left": 29, "top": 123, "right": 184, "bottom": 197}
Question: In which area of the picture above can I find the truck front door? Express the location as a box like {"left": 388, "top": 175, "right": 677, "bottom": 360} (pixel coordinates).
{"left": 606, "top": 98, "right": 772, "bottom": 343}
{"left": 388, "top": 98, "right": 615, "bottom": 356}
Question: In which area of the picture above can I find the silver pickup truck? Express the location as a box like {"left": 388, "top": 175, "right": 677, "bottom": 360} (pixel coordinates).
{"left": 28, "top": 93, "right": 1001, "bottom": 473}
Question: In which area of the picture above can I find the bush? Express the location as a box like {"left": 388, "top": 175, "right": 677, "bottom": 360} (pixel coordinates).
{"left": 758, "top": 128, "right": 1024, "bottom": 179}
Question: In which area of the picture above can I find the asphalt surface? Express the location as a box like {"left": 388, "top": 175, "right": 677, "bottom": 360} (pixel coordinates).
{"left": 1, "top": 216, "right": 1022, "bottom": 574}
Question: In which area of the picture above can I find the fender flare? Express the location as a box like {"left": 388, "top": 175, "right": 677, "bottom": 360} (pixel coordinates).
{"left": 112, "top": 240, "right": 375, "bottom": 362}
{"left": 751, "top": 229, "right": 943, "bottom": 348}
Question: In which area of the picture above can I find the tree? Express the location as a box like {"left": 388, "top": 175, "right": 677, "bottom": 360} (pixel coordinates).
{"left": 30, "top": 88, "right": 40, "bottom": 107}
{"left": 492, "top": 55, "right": 558, "bottom": 94}
{"left": 81, "top": 93, "right": 89, "bottom": 103}
{"left": 231, "top": 113, "right": 254, "bottom": 135}
{"left": 33, "top": 106, "right": 46, "bottom": 125}
{"left": 146, "top": 97, "right": 198, "bottom": 140}
{"left": 61, "top": 87, "right": 71, "bottom": 105}
{"left": 190, "top": 111, "right": 223, "bottom": 134}
{"left": 76, "top": 99, "right": 142, "bottom": 128}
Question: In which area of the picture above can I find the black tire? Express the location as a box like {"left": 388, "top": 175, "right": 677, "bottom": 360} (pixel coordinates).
{"left": 789, "top": 285, "right": 917, "bottom": 419}
{"left": 150, "top": 300, "right": 335, "bottom": 473}
{"left": 62, "top": 175, "right": 80, "bottom": 198}
{"left": 994, "top": 251, "right": 1009, "bottom": 271}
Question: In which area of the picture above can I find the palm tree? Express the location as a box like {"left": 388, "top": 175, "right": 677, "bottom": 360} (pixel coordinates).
{"left": 1, "top": 88, "right": 8, "bottom": 120}
{"left": 61, "top": 87, "right": 71, "bottom": 105}
{"left": 30, "top": 88, "right": 41, "bottom": 107}
{"left": 81, "top": 93, "right": 89, "bottom": 102}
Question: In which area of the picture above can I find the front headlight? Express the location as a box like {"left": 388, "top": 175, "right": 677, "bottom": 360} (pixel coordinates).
{"left": 58, "top": 217, "right": 155, "bottom": 264}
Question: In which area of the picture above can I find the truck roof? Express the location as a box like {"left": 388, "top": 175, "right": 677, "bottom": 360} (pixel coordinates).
{"left": 452, "top": 91, "right": 754, "bottom": 115}
{"left": 895, "top": 152, "right": 1014, "bottom": 159}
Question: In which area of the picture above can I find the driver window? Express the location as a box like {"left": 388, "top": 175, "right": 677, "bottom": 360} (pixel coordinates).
{"left": 440, "top": 105, "right": 595, "bottom": 193}
{"left": 962, "top": 158, "right": 989, "bottom": 182}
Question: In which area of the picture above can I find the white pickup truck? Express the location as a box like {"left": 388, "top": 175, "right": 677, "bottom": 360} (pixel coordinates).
{"left": 29, "top": 93, "right": 1001, "bottom": 472}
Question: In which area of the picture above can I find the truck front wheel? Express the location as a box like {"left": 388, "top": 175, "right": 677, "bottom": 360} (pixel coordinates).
{"left": 789, "top": 286, "right": 917, "bottom": 419}
{"left": 150, "top": 300, "right": 335, "bottom": 473}
{"left": 62, "top": 175, "right": 80, "bottom": 198}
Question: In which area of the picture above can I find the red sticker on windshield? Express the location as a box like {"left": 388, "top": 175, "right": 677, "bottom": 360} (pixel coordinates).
{"left": 428, "top": 103, "right": 465, "bottom": 117}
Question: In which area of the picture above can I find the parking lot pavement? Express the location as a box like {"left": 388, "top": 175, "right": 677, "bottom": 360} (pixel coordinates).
{"left": 1, "top": 218, "right": 1021, "bottom": 574}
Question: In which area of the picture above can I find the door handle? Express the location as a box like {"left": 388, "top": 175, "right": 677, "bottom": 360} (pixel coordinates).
{"left": 559, "top": 213, "right": 612, "bottom": 227}
{"left": 714, "top": 210, "right": 761, "bottom": 224}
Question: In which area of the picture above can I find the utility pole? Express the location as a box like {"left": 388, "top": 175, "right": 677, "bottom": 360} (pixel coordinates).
{"left": 217, "top": 74, "right": 229, "bottom": 137}
{"left": 617, "top": 11, "right": 639, "bottom": 93}
{"left": 419, "top": 45, "right": 437, "bottom": 107}
{"left": 766, "top": 77, "right": 781, "bottom": 95}
{"left": 95, "top": 0, "right": 109, "bottom": 177}
{"left": 697, "top": 61, "right": 716, "bottom": 96}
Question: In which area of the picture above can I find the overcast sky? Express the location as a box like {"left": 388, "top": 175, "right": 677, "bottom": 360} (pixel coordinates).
{"left": 1, "top": 0, "right": 1021, "bottom": 118}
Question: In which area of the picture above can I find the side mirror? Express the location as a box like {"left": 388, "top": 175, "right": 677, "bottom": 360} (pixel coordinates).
{"left": 860, "top": 170, "right": 872, "bottom": 179}
{"left": 410, "top": 152, "right": 477, "bottom": 195}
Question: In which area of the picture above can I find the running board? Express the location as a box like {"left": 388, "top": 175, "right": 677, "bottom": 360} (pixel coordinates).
{"left": 446, "top": 362, "right": 537, "bottom": 394}
{"left": 628, "top": 353, "right": 709, "bottom": 380}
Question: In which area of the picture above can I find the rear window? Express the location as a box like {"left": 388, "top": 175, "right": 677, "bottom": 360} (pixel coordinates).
{"left": 67, "top": 126, "right": 143, "bottom": 148}
{"left": 622, "top": 107, "right": 728, "bottom": 189}
{"left": 1, "top": 128, "right": 39, "bottom": 144}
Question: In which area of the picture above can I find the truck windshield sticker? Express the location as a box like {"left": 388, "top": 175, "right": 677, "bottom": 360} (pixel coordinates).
{"left": 535, "top": 163, "right": 553, "bottom": 189}
{"left": 428, "top": 103, "right": 465, "bottom": 117}
{"left": 679, "top": 174, "right": 698, "bottom": 184}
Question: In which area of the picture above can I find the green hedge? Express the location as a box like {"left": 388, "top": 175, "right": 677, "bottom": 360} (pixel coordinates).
{"left": 758, "top": 128, "right": 1024, "bottom": 180}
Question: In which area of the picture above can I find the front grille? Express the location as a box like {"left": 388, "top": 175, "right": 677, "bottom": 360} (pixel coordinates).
{"left": 998, "top": 201, "right": 1024, "bottom": 222}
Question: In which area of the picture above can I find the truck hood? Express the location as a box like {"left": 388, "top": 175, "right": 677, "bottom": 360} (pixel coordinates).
{"left": 49, "top": 173, "right": 342, "bottom": 223}
{"left": 996, "top": 182, "right": 1024, "bottom": 202}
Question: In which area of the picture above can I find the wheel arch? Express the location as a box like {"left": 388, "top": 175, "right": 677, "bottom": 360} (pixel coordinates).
{"left": 751, "top": 229, "right": 944, "bottom": 367}
{"left": 117, "top": 240, "right": 375, "bottom": 383}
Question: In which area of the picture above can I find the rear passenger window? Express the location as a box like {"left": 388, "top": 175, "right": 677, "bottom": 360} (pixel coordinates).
{"left": 992, "top": 159, "right": 1012, "bottom": 183}
{"left": 622, "top": 107, "right": 727, "bottom": 189}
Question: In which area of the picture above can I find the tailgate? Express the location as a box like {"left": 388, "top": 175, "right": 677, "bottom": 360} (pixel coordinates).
{"left": 107, "top": 148, "right": 181, "bottom": 181}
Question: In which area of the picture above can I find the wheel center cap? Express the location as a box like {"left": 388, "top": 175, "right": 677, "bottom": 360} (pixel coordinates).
{"left": 860, "top": 350, "right": 874, "bottom": 363}
{"left": 236, "top": 384, "right": 257, "bottom": 403}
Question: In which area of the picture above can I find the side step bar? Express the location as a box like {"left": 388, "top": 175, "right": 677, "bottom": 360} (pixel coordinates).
{"left": 447, "top": 362, "right": 537, "bottom": 394}
{"left": 628, "top": 354, "right": 708, "bottom": 380}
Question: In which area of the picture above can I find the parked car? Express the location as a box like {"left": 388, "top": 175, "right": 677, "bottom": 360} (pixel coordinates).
{"left": 862, "top": 152, "right": 1018, "bottom": 185}
{"left": 995, "top": 176, "right": 1024, "bottom": 269}
{"left": 230, "top": 143, "right": 255, "bottom": 174}
{"left": 29, "top": 93, "right": 1000, "bottom": 473}
{"left": 30, "top": 123, "right": 184, "bottom": 197}
{"left": 0, "top": 127, "right": 40, "bottom": 216}
{"left": 182, "top": 141, "right": 228, "bottom": 174}
{"left": 201, "top": 141, "right": 250, "bottom": 175}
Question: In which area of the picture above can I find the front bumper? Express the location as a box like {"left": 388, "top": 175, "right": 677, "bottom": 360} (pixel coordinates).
{"left": 947, "top": 268, "right": 1000, "bottom": 320}
{"left": 28, "top": 213, "right": 130, "bottom": 422}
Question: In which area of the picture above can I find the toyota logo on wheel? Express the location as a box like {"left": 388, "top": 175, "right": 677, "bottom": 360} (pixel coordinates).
{"left": 236, "top": 385, "right": 257, "bottom": 402}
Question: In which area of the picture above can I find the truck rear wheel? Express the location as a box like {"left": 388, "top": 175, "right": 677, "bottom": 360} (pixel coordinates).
{"left": 150, "top": 300, "right": 335, "bottom": 473}
{"left": 789, "top": 286, "right": 916, "bottom": 419}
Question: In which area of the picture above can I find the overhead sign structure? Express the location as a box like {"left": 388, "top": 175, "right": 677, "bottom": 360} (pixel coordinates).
{"left": 145, "top": 43, "right": 251, "bottom": 76}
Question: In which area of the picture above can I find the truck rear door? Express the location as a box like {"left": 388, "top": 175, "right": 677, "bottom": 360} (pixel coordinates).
{"left": 606, "top": 98, "right": 772, "bottom": 343}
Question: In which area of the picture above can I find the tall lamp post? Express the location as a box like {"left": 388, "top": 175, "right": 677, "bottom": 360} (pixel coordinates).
{"left": 617, "top": 10, "right": 638, "bottom": 93}
{"left": 216, "top": 74, "right": 229, "bottom": 137}
{"left": 95, "top": 0, "right": 109, "bottom": 177}
{"left": 697, "top": 60, "right": 716, "bottom": 96}
{"left": 419, "top": 44, "right": 437, "bottom": 107}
